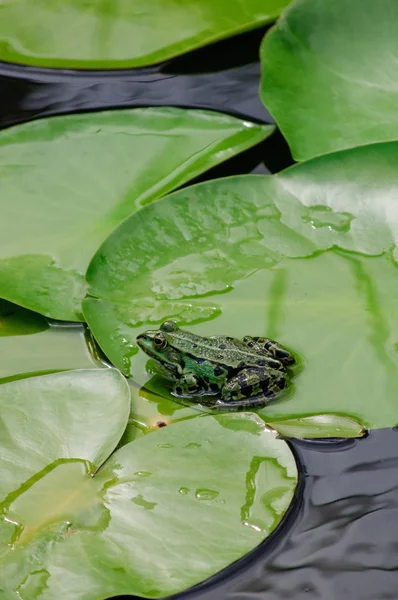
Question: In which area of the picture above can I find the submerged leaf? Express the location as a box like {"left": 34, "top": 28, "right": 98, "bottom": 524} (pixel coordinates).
{"left": 0, "top": 302, "right": 100, "bottom": 382}
{"left": 0, "top": 299, "right": 48, "bottom": 337}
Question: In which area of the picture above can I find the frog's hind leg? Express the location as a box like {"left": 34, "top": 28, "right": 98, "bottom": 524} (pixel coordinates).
{"left": 243, "top": 336, "right": 295, "bottom": 366}
{"left": 172, "top": 372, "right": 204, "bottom": 398}
{"left": 221, "top": 367, "right": 286, "bottom": 404}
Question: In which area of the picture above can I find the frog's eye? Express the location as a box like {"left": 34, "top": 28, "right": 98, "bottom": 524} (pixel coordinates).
{"left": 153, "top": 333, "right": 167, "bottom": 350}
{"left": 160, "top": 320, "right": 177, "bottom": 332}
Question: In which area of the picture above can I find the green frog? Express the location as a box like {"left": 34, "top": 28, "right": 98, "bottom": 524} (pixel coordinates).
{"left": 136, "top": 321, "right": 295, "bottom": 407}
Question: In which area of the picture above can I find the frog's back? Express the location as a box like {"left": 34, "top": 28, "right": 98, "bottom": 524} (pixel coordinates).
{"left": 170, "top": 330, "right": 283, "bottom": 370}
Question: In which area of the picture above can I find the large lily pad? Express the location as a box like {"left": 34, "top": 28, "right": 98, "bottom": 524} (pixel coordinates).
{"left": 0, "top": 0, "right": 290, "bottom": 69}
{"left": 0, "top": 108, "right": 272, "bottom": 321}
{"left": 84, "top": 143, "right": 398, "bottom": 429}
{"left": 0, "top": 370, "right": 130, "bottom": 500}
{"left": 0, "top": 371, "right": 297, "bottom": 599}
{"left": 0, "top": 300, "right": 99, "bottom": 382}
{"left": 260, "top": 0, "right": 398, "bottom": 160}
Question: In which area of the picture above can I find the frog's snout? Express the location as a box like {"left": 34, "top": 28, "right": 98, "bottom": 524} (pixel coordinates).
{"left": 136, "top": 333, "right": 147, "bottom": 349}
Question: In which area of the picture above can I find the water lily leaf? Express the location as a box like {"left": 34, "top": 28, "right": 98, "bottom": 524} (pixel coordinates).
{"left": 0, "top": 302, "right": 100, "bottom": 382}
{"left": 0, "top": 372, "right": 297, "bottom": 599}
{"left": 0, "top": 108, "right": 272, "bottom": 321}
{"left": 0, "top": 370, "right": 130, "bottom": 501}
{"left": 84, "top": 144, "right": 398, "bottom": 429}
{"left": 260, "top": 0, "right": 398, "bottom": 160}
{"left": 0, "top": 0, "right": 290, "bottom": 69}
{"left": 267, "top": 415, "right": 367, "bottom": 439}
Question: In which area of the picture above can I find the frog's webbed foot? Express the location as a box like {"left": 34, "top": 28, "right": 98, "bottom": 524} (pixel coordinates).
{"left": 172, "top": 372, "right": 204, "bottom": 398}
{"left": 242, "top": 336, "right": 295, "bottom": 366}
{"left": 221, "top": 367, "right": 286, "bottom": 404}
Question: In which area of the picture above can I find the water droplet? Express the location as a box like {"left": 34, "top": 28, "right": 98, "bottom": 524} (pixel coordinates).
{"left": 195, "top": 488, "right": 219, "bottom": 501}
{"left": 301, "top": 205, "right": 353, "bottom": 232}
{"left": 184, "top": 442, "right": 201, "bottom": 449}
{"left": 179, "top": 487, "right": 190, "bottom": 495}
{"left": 134, "top": 471, "right": 151, "bottom": 477}
{"left": 158, "top": 443, "right": 173, "bottom": 449}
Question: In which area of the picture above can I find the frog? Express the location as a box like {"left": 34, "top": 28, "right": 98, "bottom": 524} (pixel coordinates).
{"left": 136, "top": 320, "right": 295, "bottom": 407}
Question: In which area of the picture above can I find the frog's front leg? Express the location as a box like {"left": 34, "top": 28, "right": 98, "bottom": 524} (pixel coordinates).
{"left": 221, "top": 367, "right": 286, "bottom": 403}
{"left": 172, "top": 372, "right": 204, "bottom": 398}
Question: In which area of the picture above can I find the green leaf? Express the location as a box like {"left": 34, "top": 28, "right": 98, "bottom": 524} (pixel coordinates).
{"left": 84, "top": 144, "right": 398, "bottom": 429}
{"left": 267, "top": 414, "right": 367, "bottom": 439}
{"left": 0, "top": 108, "right": 272, "bottom": 321}
{"left": 260, "top": 0, "right": 398, "bottom": 160}
{"left": 0, "top": 301, "right": 100, "bottom": 382}
{"left": 0, "top": 370, "right": 130, "bottom": 502}
{"left": 0, "top": 0, "right": 290, "bottom": 69}
{"left": 0, "top": 373, "right": 297, "bottom": 599}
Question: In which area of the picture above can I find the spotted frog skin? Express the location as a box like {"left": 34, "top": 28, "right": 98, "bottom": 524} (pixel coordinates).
{"left": 136, "top": 321, "right": 295, "bottom": 407}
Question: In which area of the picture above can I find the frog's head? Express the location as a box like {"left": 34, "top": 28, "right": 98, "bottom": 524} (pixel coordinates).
{"left": 136, "top": 321, "right": 183, "bottom": 375}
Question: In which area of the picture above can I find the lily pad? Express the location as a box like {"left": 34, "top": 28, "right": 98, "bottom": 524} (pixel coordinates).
{"left": 0, "top": 370, "right": 130, "bottom": 500}
{"left": 260, "top": 0, "right": 398, "bottom": 160}
{"left": 0, "top": 108, "right": 272, "bottom": 321}
{"left": 84, "top": 144, "right": 398, "bottom": 429}
{"left": 0, "top": 371, "right": 297, "bottom": 599}
{"left": 267, "top": 414, "right": 367, "bottom": 439}
{"left": 0, "top": 301, "right": 100, "bottom": 382}
{"left": 0, "top": 0, "right": 290, "bottom": 69}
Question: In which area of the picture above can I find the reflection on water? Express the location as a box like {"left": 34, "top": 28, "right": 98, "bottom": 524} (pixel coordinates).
{"left": 0, "top": 29, "right": 271, "bottom": 131}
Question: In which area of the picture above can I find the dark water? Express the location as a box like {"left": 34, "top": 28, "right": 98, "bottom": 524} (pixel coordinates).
{"left": 1, "top": 26, "right": 396, "bottom": 600}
